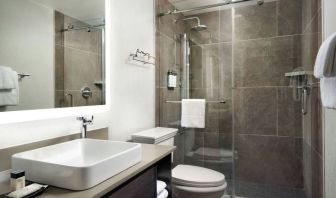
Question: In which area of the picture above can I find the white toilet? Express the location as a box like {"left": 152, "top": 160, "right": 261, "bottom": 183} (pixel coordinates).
{"left": 132, "top": 127, "right": 227, "bottom": 198}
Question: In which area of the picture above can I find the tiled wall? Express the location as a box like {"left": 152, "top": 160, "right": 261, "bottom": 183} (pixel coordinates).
{"left": 301, "top": 0, "right": 323, "bottom": 197}
{"left": 55, "top": 11, "right": 103, "bottom": 107}
{"left": 155, "top": 0, "right": 323, "bottom": 196}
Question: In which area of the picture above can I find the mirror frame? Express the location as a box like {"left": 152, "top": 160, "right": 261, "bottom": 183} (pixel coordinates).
{"left": 0, "top": 0, "right": 111, "bottom": 124}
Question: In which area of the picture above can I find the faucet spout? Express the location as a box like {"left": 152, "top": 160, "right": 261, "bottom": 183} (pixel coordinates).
{"left": 77, "top": 116, "right": 94, "bottom": 138}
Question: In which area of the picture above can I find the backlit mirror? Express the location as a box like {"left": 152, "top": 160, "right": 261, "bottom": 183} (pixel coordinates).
{"left": 0, "top": 0, "right": 105, "bottom": 112}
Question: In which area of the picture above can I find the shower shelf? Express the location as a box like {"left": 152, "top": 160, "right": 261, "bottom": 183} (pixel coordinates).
{"left": 285, "top": 71, "right": 313, "bottom": 77}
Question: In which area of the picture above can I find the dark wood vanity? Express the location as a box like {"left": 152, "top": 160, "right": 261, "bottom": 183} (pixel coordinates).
{"left": 103, "top": 154, "right": 172, "bottom": 198}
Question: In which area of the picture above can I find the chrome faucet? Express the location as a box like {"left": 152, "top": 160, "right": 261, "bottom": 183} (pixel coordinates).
{"left": 77, "top": 116, "right": 94, "bottom": 138}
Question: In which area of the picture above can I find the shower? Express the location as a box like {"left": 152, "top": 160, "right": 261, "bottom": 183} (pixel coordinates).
{"left": 175, "top": 17, "right": 208, "bottom": 31}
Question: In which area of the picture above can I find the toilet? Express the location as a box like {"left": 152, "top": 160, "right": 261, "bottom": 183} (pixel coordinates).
{"left": 131, "top": 127, "right": 227, "bottom": 198}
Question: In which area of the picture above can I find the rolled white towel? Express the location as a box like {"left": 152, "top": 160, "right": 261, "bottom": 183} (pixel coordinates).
{"left": 157, "top": 189, "right": 168, "bottom": 198}
{"left": 157, "top": 180, "right": 167, "bottom": 195}
{"left": 314, "top": 32, "right": 336, "bottom": 78}
{"left": 0, "top": 66, "right": 16, "bottom": 89}
{"left": 320, "top": 77, "right": 336, "bottom": 109}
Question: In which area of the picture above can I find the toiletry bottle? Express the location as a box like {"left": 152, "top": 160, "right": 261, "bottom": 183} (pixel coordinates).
{"left": 10, "top": 170, "right": 25, "bottom": 191}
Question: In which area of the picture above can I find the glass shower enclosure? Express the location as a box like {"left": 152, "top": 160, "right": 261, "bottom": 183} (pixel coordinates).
{"left": 155, "top": 0, "right": 322, "bottom": 197}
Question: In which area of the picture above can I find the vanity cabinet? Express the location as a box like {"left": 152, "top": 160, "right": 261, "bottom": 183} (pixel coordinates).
{"left": 103, "top": 154, "right": 172, "bottom": 198}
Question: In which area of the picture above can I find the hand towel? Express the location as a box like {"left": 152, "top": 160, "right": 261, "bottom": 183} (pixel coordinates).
{"left": 320, "top": 77, "right": 336, "bottom": 109}
{"left": 0, "top": 66, "right": 16, "bottom": 89}
{"left": 314, "top": 32, "right": 336, "bottom": 78}
{"left": 0, "top": 70, "right": 19, "bottom": 106}
{"left": 181, "top": 99, "right": 205, "bottom": 128}
{"left": 157, "top": 180, "right": 167, "bottom": 195}
{"left": 157, "top": 189, "right": 168, "bottom": 198}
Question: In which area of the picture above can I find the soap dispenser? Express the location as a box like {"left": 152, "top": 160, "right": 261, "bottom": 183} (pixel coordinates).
{"left": 167, "top": 70, "right": 177, "bottom": 89}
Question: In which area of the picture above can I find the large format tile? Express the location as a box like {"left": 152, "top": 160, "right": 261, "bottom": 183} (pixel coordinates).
{"left": 63, "top": 16, "right": 102, "bottom": 54}
{"left": 310, "top": 86, "right": 322, "bottom": 155}
{"left": 233, "top": 35, "right": 301, "bottom": 87}
{"left": 277, "top": 0, "right": 302, "bottom": 35}
{"left": 64, "top": 47, "right": 102, "bottom": 91}
{"left": 277, "top": 87, "right": 302, "bottom": 137}
{"left": 233, "top": 88, "right": 277, "bottom": 135}
{"left": 235, "top": 134, "right": 303, "bottom": 188}
{"left": 158, "top": 33, "right": 179, "bottom": 88}
{"left": 234, "top": 2, "right": 277, "bottom": 40}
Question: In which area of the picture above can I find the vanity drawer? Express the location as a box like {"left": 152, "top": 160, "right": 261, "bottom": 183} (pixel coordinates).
{"left": 103, "top": 166, "right": 156, "bottom": 198}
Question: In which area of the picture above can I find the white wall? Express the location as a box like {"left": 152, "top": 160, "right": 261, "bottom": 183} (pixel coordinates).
{"left": 108, "top": 0, "right": 155, "bottom": 141}
{"left": 0, "top": 0, "right": 155, "bottom": 149}
{"left": 323, "top": 0, "right": 336, "bottom": 197}
{"left": 0, "top": 0, "right": 54, "bottom": 111}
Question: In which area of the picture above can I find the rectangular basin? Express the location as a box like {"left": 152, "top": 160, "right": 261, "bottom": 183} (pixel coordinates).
{"left": 12, "top": 139, "right": 142, "bottom": 190}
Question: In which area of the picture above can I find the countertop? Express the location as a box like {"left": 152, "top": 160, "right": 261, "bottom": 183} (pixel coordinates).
{"left": 0, "top": 144, "right": 176, "bottom": 198}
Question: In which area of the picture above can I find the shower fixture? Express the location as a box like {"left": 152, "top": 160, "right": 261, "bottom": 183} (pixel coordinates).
{"left": 159, "top": 0, "right": 264, "bottom": 16}
{"left": 62, "top": 24, "right": 105, "bottom": 32}
{"left": 175, "top": 17, "right": 208, "bottom": 31}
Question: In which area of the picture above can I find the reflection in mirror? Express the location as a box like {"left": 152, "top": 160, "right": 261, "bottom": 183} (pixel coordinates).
{"left": 0, "top": 0, "right": 105, "bottom": 112}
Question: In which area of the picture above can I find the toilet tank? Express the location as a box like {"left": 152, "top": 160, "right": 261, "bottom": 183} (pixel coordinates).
{"left": 131, "top": 127, "right": 178, "bottom": 145}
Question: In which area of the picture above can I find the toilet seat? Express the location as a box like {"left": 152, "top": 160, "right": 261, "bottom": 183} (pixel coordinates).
{"left": 172, "top": 165, "right": 226, "bottom": 187}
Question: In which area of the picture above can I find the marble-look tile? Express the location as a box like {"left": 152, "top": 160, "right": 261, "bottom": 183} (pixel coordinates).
{"left": 277, "top": 87, "right": 302, "bottom": 137}
{"left": 303, "top": 141, "right": 312, "bottom": 198}
{"left": 233, "top": 88, "right": 277, "bottom": 135}
{"left": 235, "top": 134, "right": 303, "bottom": 188}
{"left": 312, "top": 149, "right": 323, "bottom": 198}
{"left": 55, "top": 90, "right": 65, "bottom": 108}
{"left": 302, "top": 0, "right": 321, "bottom": 32}
{"left": 159, "top": 88, "right": 181, "bottom": 127}
{"left": 184, "top": 129, "right": 204, "bottom": 167}
{"left": 54, "top": 11, "right": 64, "bottom": 46}
{"left": 234, "top": 2, "right": 277, "bottom": 40}
{"left": 55, "top": 45, "right": 64, "bottom": 90}
{"left": 310, "top": 86, "right": 322, "bottom": 156}
{"left": 158, "top": 32, "right": 179, "bottom": 88}
{"left": 63, "top": 16, "right": 102, "bottom": 54}
{"left": 233, "top": 35, "right": 301, "bottom": 87}
{"left": 277, "top": 0, "right": 302, "bottom": 35}
{"left": 63, "top": 47, "right": 102, "bottom": 91}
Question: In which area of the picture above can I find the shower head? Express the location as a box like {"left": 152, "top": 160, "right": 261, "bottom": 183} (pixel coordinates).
{"left": 175, "top": 17, "right": 208, "bottom": 32}
{"left": 191, "top": 24, "right": 208, "bottom": 31}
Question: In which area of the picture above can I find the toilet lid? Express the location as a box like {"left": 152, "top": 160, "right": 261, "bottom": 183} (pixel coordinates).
{"left": 172, "top": 165, "right": 225, "bottom": 187}
{"left": 131, "top": 127, "right": 178, "bottom": 142}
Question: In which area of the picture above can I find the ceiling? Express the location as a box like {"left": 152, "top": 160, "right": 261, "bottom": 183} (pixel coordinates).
{"left": 31, "top": 0, "right": 105, "bottom": 23}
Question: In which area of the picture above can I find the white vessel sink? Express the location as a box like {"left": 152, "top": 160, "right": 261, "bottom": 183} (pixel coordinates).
{"left": 12, "top": 139, "right": 142, "bottom": 190}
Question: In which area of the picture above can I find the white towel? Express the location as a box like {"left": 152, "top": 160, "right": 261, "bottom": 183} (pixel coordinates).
{"left": 320, "top": 77, "right": 336, "bottom": 109}
{"left": 0, "top": 66, "right": 16, "bottom": 89}
{"left": 157, "top": 189, "right": 168, "bottom": 198}
{"left": 0, "top": 71, "right": 19, "bottom": 106}
{"left": 314, "top": 32, "right": 336, "bottom": 78}
{"left": 157, "top": 180, "right": 167, "bottom": 195}
{"left": 181, "top": 99, "right": 205, "bottom": 128}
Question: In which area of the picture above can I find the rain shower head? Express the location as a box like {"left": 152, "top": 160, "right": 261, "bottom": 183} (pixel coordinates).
{"left": 191, "top": 24, "right": 208, "bottom": 31}
{"left": 175, "top": 17, "right": 208, "bottom": 32}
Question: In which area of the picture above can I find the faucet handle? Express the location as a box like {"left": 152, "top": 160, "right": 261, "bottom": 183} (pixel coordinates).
{"left": 77, "top": 116, "right": 94, "bottom": 124}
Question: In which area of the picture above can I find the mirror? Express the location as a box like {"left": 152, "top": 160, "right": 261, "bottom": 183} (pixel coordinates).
{"left": 0, "top": 0, "right": 105, "bottom": 112}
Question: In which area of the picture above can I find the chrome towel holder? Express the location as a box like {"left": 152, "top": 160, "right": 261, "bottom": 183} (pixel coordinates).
{"left": 129, "top": 49, "right": 155, "bottom": 65}
{"left": 18, "top": 73, "right": 31, "bottom": 80}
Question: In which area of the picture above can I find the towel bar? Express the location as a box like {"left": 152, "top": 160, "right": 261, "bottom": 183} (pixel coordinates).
{"left": 18, "top": 73, "right": 30, "bottom": 80}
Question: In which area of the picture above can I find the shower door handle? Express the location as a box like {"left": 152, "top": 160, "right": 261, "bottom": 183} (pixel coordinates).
{"left": 302, "top": 87, "right": 309, "bottom": 115}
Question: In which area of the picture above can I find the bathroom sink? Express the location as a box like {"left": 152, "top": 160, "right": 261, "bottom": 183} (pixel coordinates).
{"left": 12, "top": 139, "right": 142, "bottom": 190}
